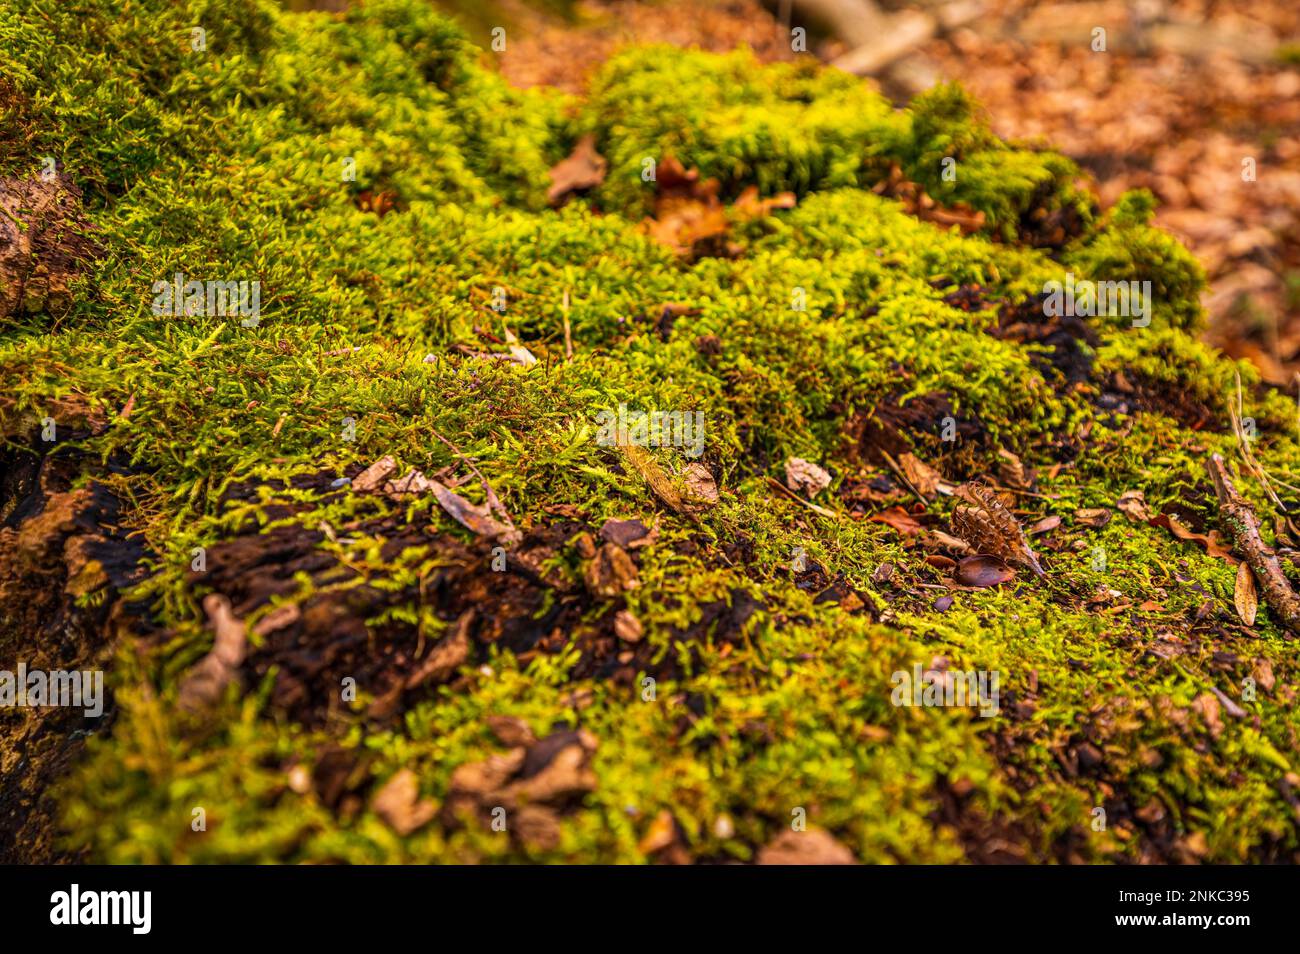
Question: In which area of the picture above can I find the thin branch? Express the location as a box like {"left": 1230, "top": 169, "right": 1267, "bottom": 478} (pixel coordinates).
{"left": 1206, "top": 453, "right": 1300, "bottom": 635}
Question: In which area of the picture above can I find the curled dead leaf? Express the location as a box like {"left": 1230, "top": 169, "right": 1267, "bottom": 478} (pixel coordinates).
{"left": 1027, "top": 514, "right": 1061, "bottom": 535}
{"left": 898, "top": 451, "right": 943, "bottom": 498}
{"left": 1117, "top": 489, "right": 1151, "bottom": 522}
{"left": 785, "top": 457, "right": 832, "bottom": 498}
{"left": 1074, "top": 508, "right": 1112, "bottom": 528}
{"left": 682, "top": 462, "right": 719, "bottom": 508}
{"left": 954, "top": 555, "right": 1016, "bottom": 588}
{"left": 869, "top": 506, "right": 924, "bottom": 536}
{"left": 585, "top": 543, "right": 639, "bottom": 598}
{"left": 178, "top": 594, "right": 248, "bottom": 711}
{"left": 546, "top": 133, "right": 607, "bottom": 207}
{"left": 371, "top": 768, "right": 437, "bottom": 836}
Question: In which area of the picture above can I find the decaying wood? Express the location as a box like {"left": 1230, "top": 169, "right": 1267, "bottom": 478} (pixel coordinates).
{"left": 1206, "top": 453, "right": 1300, "bottom": 635}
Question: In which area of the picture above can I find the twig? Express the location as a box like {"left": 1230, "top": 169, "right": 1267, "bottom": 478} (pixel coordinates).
{"left": 1231, "top": 371, "right": 1288, "bottom": 509}
{"left": 429, "top": 427, "right": 518, "bottom": 535}
{"left": 766, "top": 476, "right": 837, "bottom": 519}
{"left": 1206, "top": 453, "right": 1300, "bottom": 635}
{"left": 562, "top": 288, "right": 573, "bottom": 360}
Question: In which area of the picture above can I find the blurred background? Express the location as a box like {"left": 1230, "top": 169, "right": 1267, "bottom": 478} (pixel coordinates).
{"left": 284, "top": 0, "right": 1300, "bottom": 386}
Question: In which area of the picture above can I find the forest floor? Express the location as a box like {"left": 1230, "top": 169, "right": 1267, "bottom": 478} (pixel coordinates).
{"left": 2, "top": 0, "right": 1299, "bottom": 864}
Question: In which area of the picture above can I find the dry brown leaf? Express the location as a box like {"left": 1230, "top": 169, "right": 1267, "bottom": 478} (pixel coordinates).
{"left": 618, "top": 443, "right": 686, "bottom": 514}
{"left": 428, "top": 478, "right": 521, "bottom": 545}
{"left": 682, "top": 462, "right": 719, "bottom": 508}
{"left": 1149, "top": 513, "right": 1237, "bottom": 563}
{"left": 785, "top": 457, "right": 832, "bottom": 498}
{"left": 599, "top": 518, "right": 657, "bottom": 549}
{"left": 371, "top": 768, "right": 437, "bottom": 836}
{"left": 757, "top": 828, "right": 858, "bottom": 865}
{"left": 178, "top": 594, "right": 248, "bottom": 711}
{"left": 898, "top": 452, "right": 942, "bottom": 498}
{"left": 954, "top": 555, "right": 1017, "bottom": 588}
{"left": 1027, "top": 514, "right": 1062, "bottom": 535}
{"left": 352, "top": 455, "right": 397, "bottom": 492}
{"left": 995, "top": 448, "right": 1033, "bottom": 490}
{"left": 546, "top": 133, "right": 607, "bottom": 207}
{"left": 1074, "top": 508, "right": 1112, "bottom": 528}
{"left": 869, "top": 506, "right": 924, "bottom": 536}
{"left": 1234, "top": 560, "right": 1258, "bottom": 626}
{"left": 1117, "top": 489, "right": 1151, "bottom": 522}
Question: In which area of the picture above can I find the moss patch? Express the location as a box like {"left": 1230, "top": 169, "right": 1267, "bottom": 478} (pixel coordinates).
{"left": 2, "top": 0, "right": 1298, "bottom": 863}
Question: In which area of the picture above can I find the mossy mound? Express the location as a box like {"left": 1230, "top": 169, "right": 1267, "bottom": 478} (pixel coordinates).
{"left": 2, "top": 0, "right": 1298, "bottom": 864}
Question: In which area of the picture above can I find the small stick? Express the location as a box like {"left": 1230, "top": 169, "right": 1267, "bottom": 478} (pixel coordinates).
{"left": 430, "top": 427, "right": 517, "bottom": 534}
{"left": 562, "top": 288, "right": 573, "bottom": 360}
{"left": 1206, "top": 453, "right": 1300, "bottom": 635}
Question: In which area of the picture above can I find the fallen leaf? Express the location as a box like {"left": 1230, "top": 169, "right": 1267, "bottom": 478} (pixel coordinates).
{"left": 1074, "top": 508, "right": 1112, "bottom": 528}
{"left": 486, "top": 715, "right": 536, "bottom": 748}
{"left": 371, "top": 768, "right": 437, "bottom": 836}
{"left": 178, "top": 594, "right": 248, "bottom": 711}
{"left": 599, "top": 518, "right": 655, "bottom": 549}
{"left": 1117, "top": 489, "right": 1151, "bottom": 521}
{"left": 383, "top": 468, "right": 437, "bottom": 497}
{"left": 785, "top": 457, "right": 832, "bottom": 498}
{"left": 429, "top": 478, "right": 521, "bottom": 545}
{"left": 1234, "top": 561, "right": 1258, "bottom": 626}
{"left": 1150, "top": 513, "right": 1237, "bottom": 562}
{"left": 870, "top": 506, "right": 924, "bottom": 536}
{"left": 352, "top": 455, "right": 398, "bottom": 492}
{"left": 954, "top": 555, "right": 1016, "bottom": 588}
{"left": 682, "top": 462, "right": 719, "bottom": 508}
{"left": 1192, "top": 692, "right": 1224, "bottom": 738}
{"left": 546, "top": 133, "right": 607, "bottom": 207}
{"left": 898, "top": 451, "right": 943, "bottom": 498}
{"left": 757, "top": 828, "right": 858, "bottom": 865}
{"left": 995, "top": 448, "right": 1033, "bottom": 490}
{"left": 1027, "top": 514, "right": 1061, "bottom": 535}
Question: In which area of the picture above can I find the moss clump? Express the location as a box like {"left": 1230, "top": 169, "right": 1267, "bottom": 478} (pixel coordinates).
{"left": 1065, "top": 189, "right": 1208, "bottom": 332}
{"left": 2, "top": 0, "right": 1298, "bottom": 864}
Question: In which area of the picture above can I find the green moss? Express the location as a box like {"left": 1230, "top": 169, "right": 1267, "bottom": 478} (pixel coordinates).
{"left": 2, "top": 0, "right": 1298, "bottom": 864}
{"left": 1065, "top": 189, "right": 1208, "bottom": 332}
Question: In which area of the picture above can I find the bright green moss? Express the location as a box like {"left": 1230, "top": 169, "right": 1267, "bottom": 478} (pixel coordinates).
{"left": 904, "top": 83, "right": 1093, "bottom": 240}
{"left": 1065, "top": 189, "right": 1208, "bottom": 332}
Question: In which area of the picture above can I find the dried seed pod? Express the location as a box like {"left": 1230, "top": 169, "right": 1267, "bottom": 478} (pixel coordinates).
{"left": 951, "top": 481, "right": 1045, "bottom": 577}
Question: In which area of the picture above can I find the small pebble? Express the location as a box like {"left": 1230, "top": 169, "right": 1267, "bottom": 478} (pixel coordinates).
{"left": 330, "top": 477, "right": 351, "bottom": 489}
